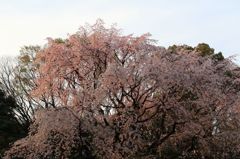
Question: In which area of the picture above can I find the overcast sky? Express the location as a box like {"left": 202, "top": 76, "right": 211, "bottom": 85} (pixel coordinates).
{"left": 0, "top": 0, "right": 240, "bottom": 60}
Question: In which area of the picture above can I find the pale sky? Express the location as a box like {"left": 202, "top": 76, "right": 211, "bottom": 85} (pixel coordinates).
{"left": 0, "top": 0, "right": 240, "bottom": 59}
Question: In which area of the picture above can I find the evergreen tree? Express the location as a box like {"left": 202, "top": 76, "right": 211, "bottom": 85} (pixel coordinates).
{"left": 0, "top": 89, "right": 26, "bottom": 157}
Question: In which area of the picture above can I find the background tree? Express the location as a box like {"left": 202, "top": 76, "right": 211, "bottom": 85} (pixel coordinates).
{"left": 0, "top": 57, "right": 32, "bottom": 131}
{"left": 0, "top": 89, "right": 26, "bottom": 157}
{"left": 195, "top": 43, "right": 214, "bottom": 56}
{"left": 15, "top": 45, "right": 57, "bottom": 109}
{"left": 0, "top": 46, "right": 58, "bottom": 132}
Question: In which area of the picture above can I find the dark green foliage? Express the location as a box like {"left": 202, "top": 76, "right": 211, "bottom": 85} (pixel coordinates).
{"left": 0, "top": 90, "right": 26, "bottom": 157}
{"left": 160, "top": 143, "right": 181, "bottom": 159}
{"left": 168, "top": 45, "right": 194, "bottom": 54}
{"left": 182, "top": 45, "right": 194, "bottom": 51}
{"left": 212, "top": 52, "right": 224, "bottom": 61}
{"left": 179, "top": 89, "right": 198, "bottom": 101}
{"left": 54, "top": 38, "right": 66, "bottom": 44}
{"left": 224, "top": 70, "right": 234, "bottom": 78}
{"left": 195, "top": 43, "right": 214, "bottom": 56}
{"left": 168, "top": 45, "right": 178, "bottom": 53}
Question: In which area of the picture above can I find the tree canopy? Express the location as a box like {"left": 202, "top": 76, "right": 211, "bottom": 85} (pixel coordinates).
{"left": 2, "top": 20, "right": 240, "bottom": 159}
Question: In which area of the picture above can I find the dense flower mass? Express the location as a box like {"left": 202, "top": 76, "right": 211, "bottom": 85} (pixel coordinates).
{"left": 2, "top": 20, "right": 240, "bottom": 158}
{"left": 4, "top": 108, "right": 84, "bottom": 159}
